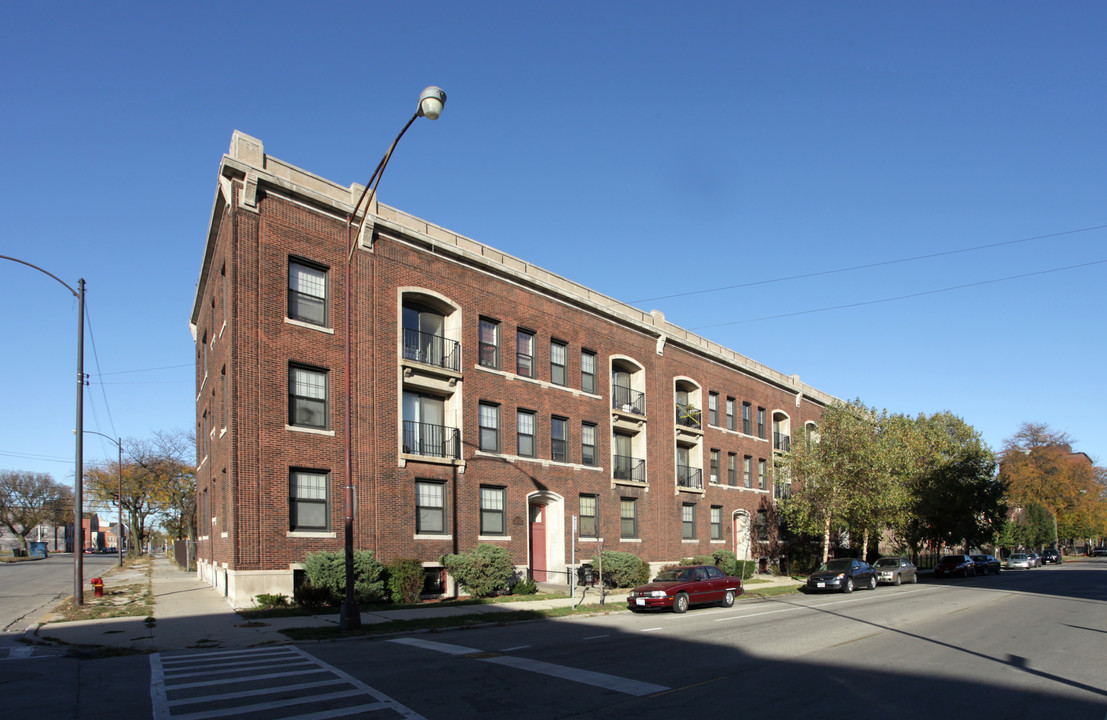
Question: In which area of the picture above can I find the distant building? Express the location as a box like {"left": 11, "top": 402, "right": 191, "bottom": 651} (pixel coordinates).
{"left": 191, "top": 131, "right": 837, "bottom": 607}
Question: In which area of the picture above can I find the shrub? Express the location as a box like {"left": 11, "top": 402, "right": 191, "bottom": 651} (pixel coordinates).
{"left": 254, "top": 593, "right": 288, "bottom": 609}
{"left": 512, "top": 576, "right": 538, "bottom": 595}
{"left": 293, "top": 582, "right": 333, "bottom": 612}
{"left": 712, "top": 550, "right": 756, "bottom": 579}
{"left": 301, "top": 550, "right": 386, "bottom": 604}
{"left": 440, "top": 544, "right": 514, "bottom": 597}
{"left": 681, "top": 555, "right": 715, "bottom": 566}
{"left": 386, "top": 558, "right": 426, "bottom": 604}
{"left": 595, "top": 551, "right": 650, "bottom": 588}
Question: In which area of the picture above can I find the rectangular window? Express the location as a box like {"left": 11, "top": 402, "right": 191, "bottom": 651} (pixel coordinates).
{"left": 581, "top": 350, "right": 596, "bottom": 394}
{"left": 708, "top": 392, "right": 719, "bottom": 426}
{"left": 744, "top": 455, "right": 753, "bottom": 488}
{"left": 581, "top": 422, "right": 597, "bottom": 466}
{"left": 289, "top": 364, "right": 328, "bottom": 429}
{"left": 480, "top": 486, "right": 506, "bottom": 535}
{"left": 757, "top": 509, "right": 769, "bottom": 541}
{"left": 711, "top": 506, "right": 723, "bottom": 540}
{"left": 726, "top": 397, "right": 736, "bottom": 431}
{"left": 710, "top": 449, "right": 720, "bottom": 484}
{"left": 478, "top": 318, "right": 500, "bottom": 369}
{"left": 517, "top": 410, "right": 536, "bottom": 457}
{"left": 288, "top": 259, "right": 327, "bottom": 326}
{"left": 479, "top": 403, "right": 500, "bottom": 452}
{"left": 550, "top": 341, "right": 567, "bottom": 386}
{"left": 758, "top": 407, "right": 766, "bottom": 439}
{"left": 551, "top": 416, "right": 569, "bottom": 462}
{"left": 290, "top": 469, "right": 328, "bottom": 531}
{"left": 416, "top": 480, "right": 446, "bottom": 534}
{"left": 220, "top": 366, "right": 227, "bottom": 429}
{"left": 728, "top": 452, "right": 738, "bottom": 486}
{"left": 742, "top": 402, "right": 752, "bottom": 435}
{"left": 579, "top": 495, "right": 597, "bottom": 538}
{"left": 620, "top": 498, "right": 638, "bottom": 539}
{"left": 682, "top": 503, "right": 696, "bottom": 540}
{"left": 516, "top": 330, "right": 535, "bottom": 377}
{"left": 759, "top": 458, "right": 767, "bottom": 490}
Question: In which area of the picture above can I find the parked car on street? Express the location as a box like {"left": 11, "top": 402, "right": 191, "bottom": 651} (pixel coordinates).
{"left": 1027, "top": 552, "right": 1042, "bottom": 567}
{"left": 1007, "top": 553, "right": 1033, "bottom": 569}
{"left": 971, "top": 554, "right": 1001, "bottom": 575}
{"left": 806, "top": 558, "right": 877, "bottom": 593}
{"left": 1040, "top": 548, "right": 1062, "bottom": 565}
{"left": 627, "top": 565, "right": 743, "bottom": 613}
{"left": 872, "top": 556, "right": 918, "bottom": 585}
{"left": 1094, "top": 547, "right": 1107, "bottom": 557}
{"left": 933, "top": 554, "right": 976, "bottom": 578}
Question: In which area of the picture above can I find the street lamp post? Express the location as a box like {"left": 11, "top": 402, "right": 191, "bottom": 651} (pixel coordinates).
{"left": 338, "top": 86, "right": 447, "bottom": 631}
{"left": 85, "top": 431, "right": 123, "bottom": 567}
{"left": 0, "top": 255, "right": 86, "bottom": 604}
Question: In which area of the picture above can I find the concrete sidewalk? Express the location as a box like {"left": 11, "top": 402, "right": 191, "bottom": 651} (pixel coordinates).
{"left": 29, "top": 557, "right": 801, "bottom": 652}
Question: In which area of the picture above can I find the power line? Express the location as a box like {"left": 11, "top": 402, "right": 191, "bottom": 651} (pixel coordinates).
{"left": 693, "top": 259, "right": 1107, "bottom": 329}
{"left": 632, "top": 223, "right": 1107, "bottom": 304}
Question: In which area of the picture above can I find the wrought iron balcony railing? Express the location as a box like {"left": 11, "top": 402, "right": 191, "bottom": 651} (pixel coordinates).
{"left": 612, "top": 385, "right": 646, "bottom": 415}
{"left": 675, "top": 403, "right": 702, "bottom": 429}
{"left": 677, "top": 464, "right": 703, "bottom": 489}
{"left": 613, "top": 454, "right": 646, "bottom": 483}
{"left": 402, "top": 420, "right": 460, "bottom": 459}
{"left": 402, "top": 328, "right": 461, "bottom": 372}
{"left": 773, "top": 432, "right": 791, "bottom": 452}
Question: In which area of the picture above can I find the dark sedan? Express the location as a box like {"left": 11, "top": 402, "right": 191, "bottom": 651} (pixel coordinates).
{"left": 627, "top": 565, "right": 743, "bottom": 613}
{"left": 934, "top": 554, "right": 976, "bottom": 578}
{"left": 971, "top": 554, "right": 1001, "bottom": 575}
{"left": 806, "top": 558, "right": 876, "bottom": 593}
{"left": 1041, "top": 548, "right": 1062, "bottom": 565}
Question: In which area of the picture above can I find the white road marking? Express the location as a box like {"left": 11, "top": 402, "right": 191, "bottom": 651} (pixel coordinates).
{"left": 389, "top": 637, "right": 669, "bottom": 696}
{"left": 582, "top": 634, "right": 609, "bottom": 640}
{"left": 499, "top": 645, "right": 530, "bottom": 652}
{"left": 713, "top": 586, "right": 938, "bottom": 622}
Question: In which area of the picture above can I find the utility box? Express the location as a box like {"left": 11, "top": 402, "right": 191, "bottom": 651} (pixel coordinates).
{"left": 28, "top": 542, "right": 48, "bottom": 558}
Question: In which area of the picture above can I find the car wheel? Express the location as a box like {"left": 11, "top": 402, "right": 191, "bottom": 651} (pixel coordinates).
{"left": 894, "top": 574, "right": 902, "bottom": 586}
{"left": 720, "top": 589, "right": 735, "bottom": 608}
{"left": 843, "top": 577, "right": 854, "bottom": 594}
{"left": 673, "top": 592, "right": 689, "bottom": 614}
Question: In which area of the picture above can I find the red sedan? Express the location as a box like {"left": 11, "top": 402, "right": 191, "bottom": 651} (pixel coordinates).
{"left": 627, "top": 565, "right": 743, "bottom": 613}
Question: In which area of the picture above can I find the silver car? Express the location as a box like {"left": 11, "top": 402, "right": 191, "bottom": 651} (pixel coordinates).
{"left": 1008, "top": 553, "right": 1033, "bottom": 569}
{"left": 872, "top": 556, "right": 918, "bottom": 585}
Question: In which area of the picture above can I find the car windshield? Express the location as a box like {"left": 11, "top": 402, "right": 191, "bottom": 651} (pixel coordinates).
{"left": 939, "top": 556, "right": 964, "bottom": 565}
{"left": 873, "top": 558, "right": 900, "bottom": 568}
{"left": 971, "top": 556, "right": 986, "bottom": 561}
{"left": 1010, "top": 554, "right": 1028, "bottom": 560}
{"left": 654, "top": 568, "right": 693, "bottom": 582}
{"left": 819, "top": 560, "right": 852, "bottom": 572}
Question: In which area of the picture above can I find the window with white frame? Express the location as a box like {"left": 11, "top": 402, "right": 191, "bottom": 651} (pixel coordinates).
{"left": 478, "top": 318, "right": 500, "bottom": 369}
{"left": 758, "top": 458, "right": 767, "bottom": 490}
{"left": 581, "top": 422, "right": 597, "bottom": 466}
{"left": 708, "top": 392, "right": 719, "bottom": 426}
{"left": 620, "top": 497, "right": 638, "bottom": 539}
{"left": 726, "top": 397, "right": 736, "bottom": 431}
{"left": 711, "top": 505, "right": 723, "bottom": 540}
{"left": 682, "top": 503, "right": 696, "bottom": 539}
{"left": 551, "top": 416, "right": 568, "bottom": 462}
{"left": 744, "top": 455, "right": 753, "bottom": 488}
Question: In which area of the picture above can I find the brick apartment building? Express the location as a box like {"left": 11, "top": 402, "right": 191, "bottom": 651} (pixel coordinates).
{"left": 191, "top": 130, "right": 837, "bottom": 607}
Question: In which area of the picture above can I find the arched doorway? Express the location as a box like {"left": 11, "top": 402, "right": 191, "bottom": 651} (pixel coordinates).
{"left": 733, "top": 511, "right": 751, "bottom": 565}
{"left": 527, "top": 492, "right": 564, "bottom": 583}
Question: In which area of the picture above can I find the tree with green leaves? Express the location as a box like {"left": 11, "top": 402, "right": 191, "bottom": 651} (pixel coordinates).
{"left": 901, "top": 412, "right": 1004, "bottom": 553}
{"left": 0, "top": 470, "right": 72, "bottom": 552}
{"left": 779, "top": 399, "right": 886, "bottom": 563}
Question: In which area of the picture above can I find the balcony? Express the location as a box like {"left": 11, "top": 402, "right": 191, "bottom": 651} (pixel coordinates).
{"left": 613, "top": 454, "right": 646, "bottom": 484}
{"left": 403, "top": 328, "right": 461, "bottom": 372}
{"left": 773, "top": 432, "right": 791, "bottom": 452}
{"left": 402, "top": 421, "right": 460, "bottom": 460}
{"left": 677, "top": 464, "right": 703, "bottom": 490}
{"left": 675, "top": 403, "right": 702, "bottom": 429}
{"left": 612, "top": 385, "right": 646, "bottom": 415}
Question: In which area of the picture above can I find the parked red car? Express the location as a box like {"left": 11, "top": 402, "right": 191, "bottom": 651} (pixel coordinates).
{"left": 627, "top": 565, "right": 743, "bottom": 613}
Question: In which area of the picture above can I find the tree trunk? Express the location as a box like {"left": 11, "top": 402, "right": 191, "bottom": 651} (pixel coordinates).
{"left": 821, "top": 515, "right": 832, "bottom": 563}
{"left": 861, "top": 529, "right": 871, "bottom": 562}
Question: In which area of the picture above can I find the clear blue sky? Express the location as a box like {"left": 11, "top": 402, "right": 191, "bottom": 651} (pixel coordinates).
{"left": 3, "top": 2, "right": 1104, "bottom": 483}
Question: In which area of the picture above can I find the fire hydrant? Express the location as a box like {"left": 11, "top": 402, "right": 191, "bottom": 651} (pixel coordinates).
{"left": 90, "top": 577, "right": 104, "bottom": 598}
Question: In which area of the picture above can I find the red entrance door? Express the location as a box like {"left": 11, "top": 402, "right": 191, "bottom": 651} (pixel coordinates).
{"left": 529, "top": 504, "right": 547, "bottom": 582}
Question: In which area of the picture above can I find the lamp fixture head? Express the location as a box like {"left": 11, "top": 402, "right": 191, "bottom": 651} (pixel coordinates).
{"left": 417, "top": 86, "right": 447, "bottom": 120}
